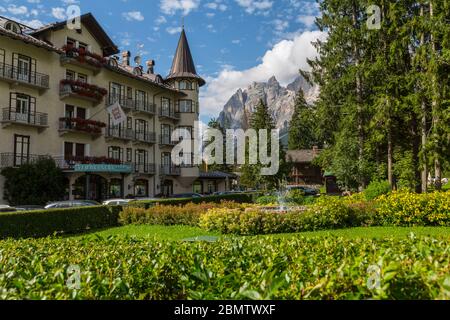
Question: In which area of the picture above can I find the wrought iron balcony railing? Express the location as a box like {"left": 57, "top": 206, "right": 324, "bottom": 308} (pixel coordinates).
{"left": 1, "top": 108, "right": 48, "bottom": 127}
{"left": 0, "top": 62, "right": 49, "bottom": 89}
{"left": 160, "top": 165, "right": 181, "bottom": 176}
{"left": 106, "top": 95, "right": 156, "bottom": 115}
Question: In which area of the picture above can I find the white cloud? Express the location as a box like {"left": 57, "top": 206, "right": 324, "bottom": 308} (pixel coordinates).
{"left": 7, "top": 5, "right": 28, "bottom": 15}
{"left": 235, "top": 0, "right": 273, "bottom": 14}
{"left": 51, "top": 7, "right": 66, "bottom": 20}
{"left": 166, "top": 26, "right": 182, "bottom": 34}
{"left": 297, "top": 15, "right": 316, "bottom": 28}
{"left": 200, "top": 30, "right": 326, "bottom": 117}
{"left": 205, "top": 1, "right": 227, "bottom": 11}
{"left": 122, "top": 11, "right": 145, "bottom": 22}
{"left": 160, "top": 0, "right": 201, "bottom": 16}
{"left": 155, "top": 15, "right": 167, "bottom": 25}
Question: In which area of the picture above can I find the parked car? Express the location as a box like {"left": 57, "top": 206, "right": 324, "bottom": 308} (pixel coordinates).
{"left": 286, "top": 185, "right": 319, "bottom": 196}
{"left": 170, "top": 193, "right": 204, "bottom": 199}
{"left": 14, "top": 205, "right": 45, "bottom": 211}
{"left": 44, "top": 200, "right": 101, "bottom": 210}
{"left": 0, "top": 205, "right": 16, "bottom": 213}
{"left": 102, "top": 199, "right": 135, "bottom": 206}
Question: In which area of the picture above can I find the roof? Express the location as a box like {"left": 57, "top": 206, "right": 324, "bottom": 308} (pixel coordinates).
{"left": 30, "top": 13, "right": 119, "bottom": 56}
{"left": 0, "top": 15, "right": 184, "bottom": 95}
{"left": 286, "top": 149, "right": 321, "bottom": 164}
{"left": 104, "top": 63, "right": 187, "bottom": 95}
{"left": 0, "top": 17, "right": 62, "bottom": 53}
{"left": 199, "top": 171, "right": 237, "bottom": 179}
{"left": 166, "top": 28, "right": 206, "bottom": 87}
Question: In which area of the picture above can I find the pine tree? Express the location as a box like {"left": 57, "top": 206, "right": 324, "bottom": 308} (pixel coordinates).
{"left": 288, "top": 88, "right": 317, "bottom": 150}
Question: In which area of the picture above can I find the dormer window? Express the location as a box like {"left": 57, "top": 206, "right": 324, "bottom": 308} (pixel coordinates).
{"left": 133, "top": 67, "right": 143, "bottom": 76}
{"left": 108, "top": 58, "right": 119, "bottom": 68}
{"left": 5, "top": 21, "right": 21, "bottom": 34}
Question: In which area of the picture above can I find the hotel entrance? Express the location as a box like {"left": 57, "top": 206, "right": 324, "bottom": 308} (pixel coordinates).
{"left": 73, "top": 174, "right": 108, "bottom": 202}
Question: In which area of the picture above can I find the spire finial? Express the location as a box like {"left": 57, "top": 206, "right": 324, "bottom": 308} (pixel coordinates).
{"left": 182, "top": 16, "right": 184, "bottom": 29}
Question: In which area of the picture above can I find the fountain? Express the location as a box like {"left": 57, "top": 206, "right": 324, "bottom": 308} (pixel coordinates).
{"left": 258, "top": 179, "right": 305, "bottom": 213}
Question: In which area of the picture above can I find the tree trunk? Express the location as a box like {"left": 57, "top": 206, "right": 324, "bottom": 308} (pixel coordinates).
{"left": 430, "top": 1, "right": 442, "bottom": 190}
{"left": 352, "top": 1, "right": 365, "bottom": 191}
{"left": 420, "top": 5, "right": 428, "bottom": 193}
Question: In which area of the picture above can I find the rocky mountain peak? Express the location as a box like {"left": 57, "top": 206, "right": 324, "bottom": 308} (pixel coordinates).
{"left": 217, "top": 75, "right": 319, "bottom": 133}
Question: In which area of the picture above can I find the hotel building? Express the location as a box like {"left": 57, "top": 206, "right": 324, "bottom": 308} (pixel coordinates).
{"left": 0, "top": 13, "right": 235, "bottom": 204}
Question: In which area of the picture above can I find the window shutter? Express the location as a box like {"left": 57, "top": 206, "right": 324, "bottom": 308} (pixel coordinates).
{"left": 30, "top": 58, "right": 36, "bottom": 84}
{"left": 30, "top": 96, "right": 36, "bottom": 113}
{"left": 9, "top": 92, "right": 17, "bottom": 113}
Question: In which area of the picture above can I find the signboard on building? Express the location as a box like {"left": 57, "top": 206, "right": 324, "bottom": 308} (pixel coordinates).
{"left": 74, "top": 164, "right": 133, "bottom": 173}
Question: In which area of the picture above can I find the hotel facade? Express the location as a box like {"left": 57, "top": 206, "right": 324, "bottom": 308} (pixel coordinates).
{"left": 0, "top": 13, "right": 234, "bottom": 204}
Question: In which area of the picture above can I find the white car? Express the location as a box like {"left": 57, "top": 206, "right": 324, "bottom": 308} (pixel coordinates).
{"left": 0, "top": 205, "right": 16, "bottom": 212}
{"left": 102, "top": 199, "right": 134, "bottom": 206}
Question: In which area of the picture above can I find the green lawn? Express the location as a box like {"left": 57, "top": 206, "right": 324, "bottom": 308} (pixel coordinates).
{"left": 74, "top": 225, "right": 450, "bottom": 241}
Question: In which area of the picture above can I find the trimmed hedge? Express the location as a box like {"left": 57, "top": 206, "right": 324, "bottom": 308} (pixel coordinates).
{"left": 0, "top": 206, "right": 121, "bottom": 239}
{"left": 200, "top": 198, "right": 376, "bottom": 235}
{"left": 2, "top": 236, "right": 450, "bottom": 299}
{"left": 133, "top": 193, "right": 258, "bottom": 209}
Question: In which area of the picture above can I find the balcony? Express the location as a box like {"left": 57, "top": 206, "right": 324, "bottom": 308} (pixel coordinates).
{"left": 133, "top": 163, "right": 156, "bottom": 175}
{"left": 160, "top": 165, "right": 181, "bottom": 176}
{"left": 159, "top": 135, "right": 178, "bottom": 147}
{"left": 0, "top": 62, "right": 49, "bottom": 93}
{"left": 134, "top": 131, "right": 156, "bottom": 145}
{"left": 159, "top": 108, "right": 180, "bottom": 122}
{"left": 1, "top": 108, "right": 48, "bottom": 131}
{"left": 0, "top": 153, "right": 132, "bottom": 173}
{"left": 106, "top": 95, "right": 156, "bottom": 116}
{"left": 60, "top": 46, "right": 106, "bottom": 74}
{"left": 60, "top": 79, "right": 107, "bottom": 106}
{"left": 59, "top": 117, "right": 105, "bottom": 139}
{"left": 105, "top": 126, "right": 134, "bottom": 142}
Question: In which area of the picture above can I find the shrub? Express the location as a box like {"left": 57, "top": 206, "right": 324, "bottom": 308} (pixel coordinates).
{"left": 255, "top": 190, "right": 317, "bottom": 206}
{"left": 2, "top": 236, "right": 450, "bottom": 299}
{"left": 0, "top": 206, "right": 121, "bottom": 239}
{"left": 200, "top": 198, "right": 376, "bottom": 235}
{"left": 364, "top": 180, "right": 391, "bottom": 201}
{"left": 1, "top": 157, "right": 66, "bottom": 206}
{"left": 375, "top": 191, "right": 450, "bottom": 226}
{"left": 120, "top": 201, "right": 248, "bottom": 226}
{"left": 134, "top": 193, "right": 257, "bottom": 209}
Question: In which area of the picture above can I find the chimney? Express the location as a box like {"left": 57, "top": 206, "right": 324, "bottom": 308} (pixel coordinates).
{"left": 146, "top": 60, "right": 155, "bottom": 74}
{"left": 122, "top": 51, "right": 131, "bottom": 66}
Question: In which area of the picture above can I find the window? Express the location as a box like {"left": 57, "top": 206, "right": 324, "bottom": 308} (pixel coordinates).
{"left": 66, "top": 38, "right": 76, "bottom": 47}
{"left": 77, "top": 73, "right": 88, "bottom": 83}
{"left": 5, "top": 21, "right": 21, "bottom": 34}
{"left": 64, "top": 142, "right": 85, "bottom": 160}
{"left": 135, "top": 119, "right": 147, "bottom": 134}
{"left": 65, "top": 105, "right": 86, "bottom": 119}
{"left": 179, "top": 81, "right": 192, "bottom": 90}
{"left": 10, "top": 93, "right": 36, "bottom": 123}
{"left": 178, "top": 100, "right": 193, "bottom": 113}
{"left": 108, "top": 147, "right": 123, "bottom": 161}
{"left": 161, "top": 98, "right": 171, "bottom": 114}
{"left": 136, "top": 90, "right": 145, "bottom": 103}
{"left": 161, "top": 124, "right": 171, "bottom": 137}
{"left": 126, "top": 148, "right": 132, "bottom": 162}
{"left": 110, "top": 82, "right": 123, "bottom": 101}
{"left": 14, "top": 135, "right": 30, "bottom": 166}
{"left": 193, "top": 181, "right": 202, "bottom": 194}
{"left": 127, "top": 117, "right": 133, "bottom": 130}
{"left": 176, "top": 126, "right": 193, "bottom": 140}
{"left": 66, "top": 70, "right": 76, "bottom": 81}
{"left": 78, "top": 42, "right": 88, "bottom": 51}
{"left": 161, "top": 153, "right": 171, "bottom": 166}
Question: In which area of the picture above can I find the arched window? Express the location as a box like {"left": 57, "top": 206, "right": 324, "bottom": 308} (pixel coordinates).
{"left": 5, "top": 21, "right": 21, "bottom": 34}
{"left": 133, "top": 67, "right": 143, "bottom": 76}
{"left": 108, "top": 58, "right": 119, "bottom": 68}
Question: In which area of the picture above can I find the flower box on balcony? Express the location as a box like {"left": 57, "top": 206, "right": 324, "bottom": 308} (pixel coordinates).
{"left": 61, "top": 45, "right": 106, "bottom": 73}
{"left": 59, "top": 117, "right": 106, "bottom": 138}
{"left": 60, "top": 79, "right": 107, "bottom": 104}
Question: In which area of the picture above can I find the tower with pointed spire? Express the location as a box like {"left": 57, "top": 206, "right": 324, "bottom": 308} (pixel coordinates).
{"left": 166, "top": 27, "right": 205, "bottom": 127}
{"left": 165, "top": 27, "right": 204, "bottom": 186}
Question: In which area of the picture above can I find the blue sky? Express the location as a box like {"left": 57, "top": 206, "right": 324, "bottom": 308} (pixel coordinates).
{"left": 0, "top": 0, "right": 323, "bottom": 122}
